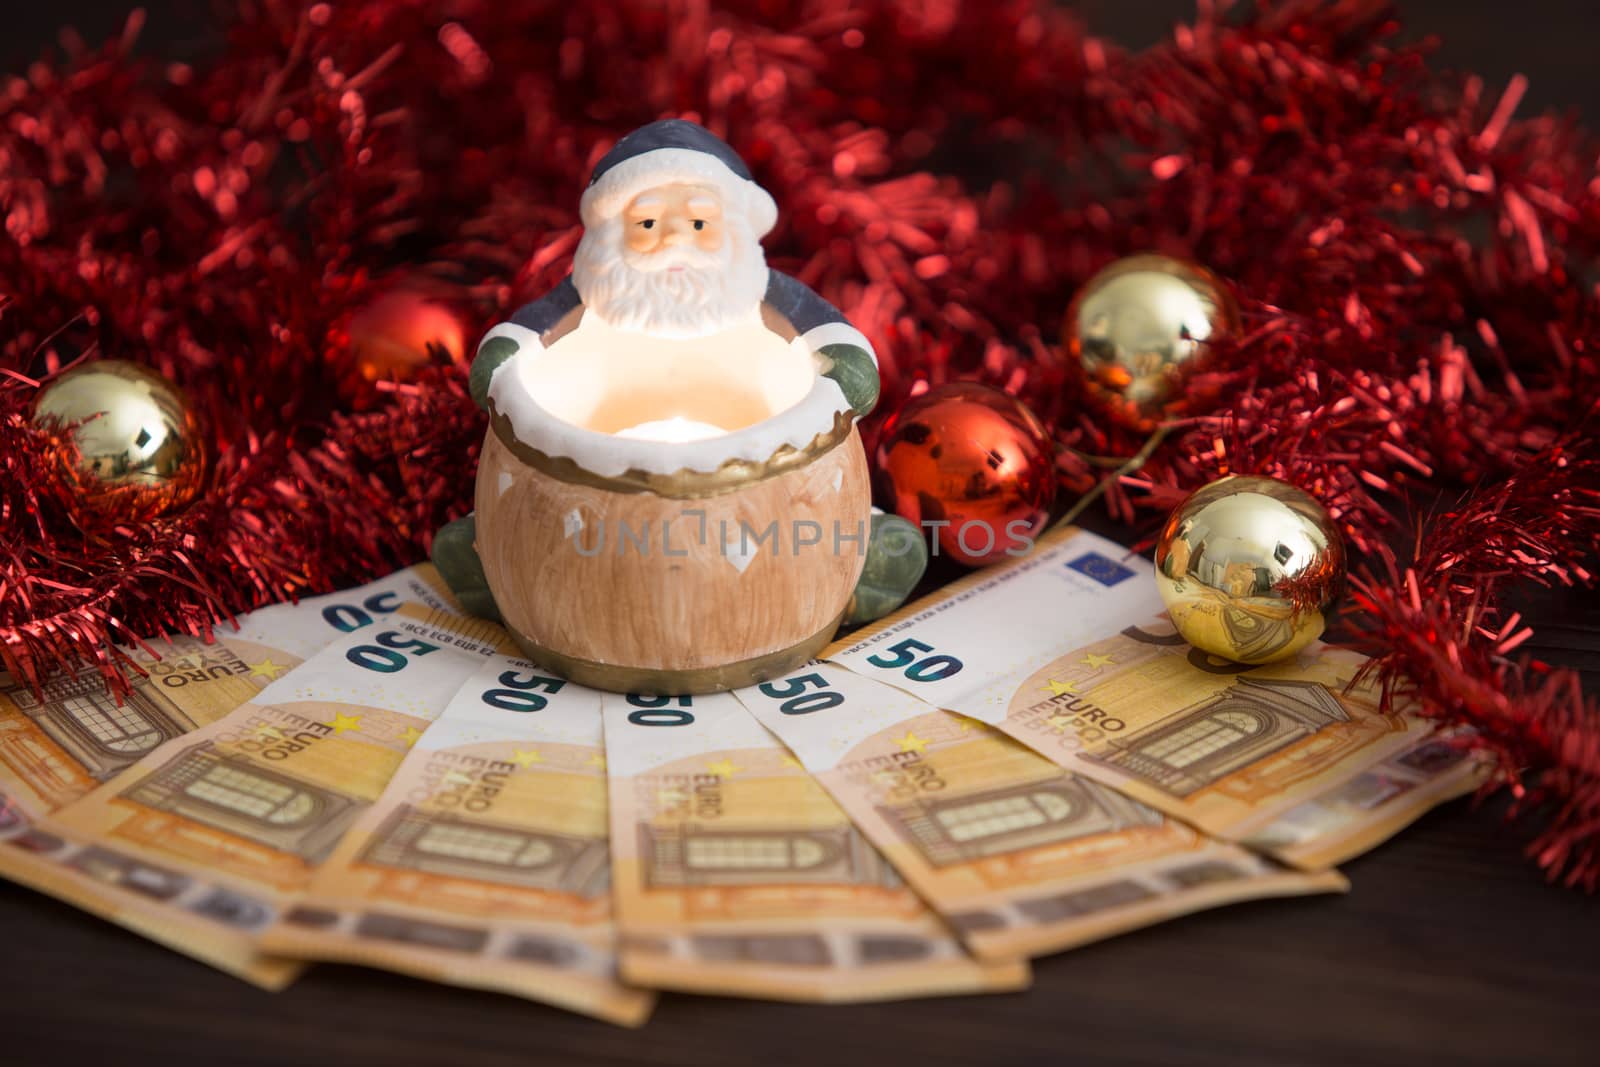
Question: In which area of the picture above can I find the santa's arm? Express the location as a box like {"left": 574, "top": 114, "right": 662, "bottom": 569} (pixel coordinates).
{"left": 467, "top": 275, "right": 583, "bottom": 411}
{"left": 764, "top": 271, "right": 880, "bottom": 418}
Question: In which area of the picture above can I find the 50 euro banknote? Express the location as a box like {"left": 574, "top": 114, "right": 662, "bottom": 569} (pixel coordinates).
{"left": 824, "top": 527, "right": 1483, "bottom": 870}
{"left": 0, "top": 564, "right": 457, "bottom": 987}
{"left": 217, "top": 562, "right": 458, "bottom": 674}
{"left": 260, "top": 653, "right": 654, "bottom": 1026}
{"left": 9, "top": 605, "right": 509, "bottom": 987}
{"left": 735, "top": 662, "right": 1343, "bottom": 962}
{"left": 602, "top": 690, "right": 1029, "bottom": 1001}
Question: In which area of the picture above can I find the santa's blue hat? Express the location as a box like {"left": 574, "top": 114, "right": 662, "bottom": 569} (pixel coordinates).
{"left": 579, "top": 119, "right": 778, "bottom": 237}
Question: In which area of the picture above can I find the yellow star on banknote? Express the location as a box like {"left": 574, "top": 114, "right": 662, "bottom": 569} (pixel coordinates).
{"left": 510, "top": 748, "right": 542, "bottom": 768}
{"left": 781, "top": 754, "right": 804, "bottom": 770}
{"left": 247, "top": 658, "right": 287, "bottom": 680}
{"left": 706, "top": 758, "right": 741, "bottom": 779}
{"left": 254, "top": 723, "right": 284, "bottom": 741}
{"left": 897, "top": 731, "right": 929, "bottom": 754}
{"left": 1041, "top": 678, "right": 1078, "bottom": 696}
{"left": 1081, "top": 652, "right": 1115, "bottom": 669}
{"left": 587, "top": 753, "right": 607, "bottom": 770}
{"left": 330, "top": 712, "right": 363, "bottom": 736}
{"left": 1046, "top": 713, "right": 1075, "bottom": 734}
{"left": 399, "top": 726, "right": 423, "bottom": 748}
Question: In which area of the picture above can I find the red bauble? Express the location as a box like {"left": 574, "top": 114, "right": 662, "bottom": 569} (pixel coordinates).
{"left": 875, "top": 382, "right": 1056, "bottom": 566}
{"left": 339, "top": 285, "right": 470, "bottom": 403}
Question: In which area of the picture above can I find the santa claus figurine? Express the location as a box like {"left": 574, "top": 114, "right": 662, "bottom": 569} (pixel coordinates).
{"left": 433, "top": 119, "right": 926, "bottom": 653}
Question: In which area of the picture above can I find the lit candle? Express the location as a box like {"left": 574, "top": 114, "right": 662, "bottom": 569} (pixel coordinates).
{"left": 614, "top": 415, "right": 727, "bottom": 442}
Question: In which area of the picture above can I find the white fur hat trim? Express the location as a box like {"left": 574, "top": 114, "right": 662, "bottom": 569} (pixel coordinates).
{"left": 579, "top": 147, "right": 779, "bottom": 237}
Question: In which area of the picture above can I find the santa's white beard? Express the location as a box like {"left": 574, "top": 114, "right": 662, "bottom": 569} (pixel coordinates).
{"left": 573, "top": 215, "right": 769, "bottom": 339}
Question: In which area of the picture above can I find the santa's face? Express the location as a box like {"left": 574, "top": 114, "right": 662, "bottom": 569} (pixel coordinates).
{"left": 573, "top": 182, "right": 768, "bottom": 339}
{"left": 623, "top": 184, "right": 726, "bottom": 256}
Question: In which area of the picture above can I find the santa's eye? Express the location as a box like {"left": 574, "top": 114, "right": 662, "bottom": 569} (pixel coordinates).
{"left": 639, "top": 219, "right": 654, "bottom": 229}
{"left": 693, "top": 219, "right": 705, "bottom": 230}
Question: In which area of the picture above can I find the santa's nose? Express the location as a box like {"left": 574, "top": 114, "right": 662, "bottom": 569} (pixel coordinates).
{"left": 661, "top": 217, "right": 694, "bottom": 244}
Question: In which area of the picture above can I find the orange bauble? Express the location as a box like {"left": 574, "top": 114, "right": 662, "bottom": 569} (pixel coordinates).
{"left": 346, "top": 287, "right": 468, "bottom": 384}
{"left": 875, "top": 382, "right": 1056, "bottom": 566}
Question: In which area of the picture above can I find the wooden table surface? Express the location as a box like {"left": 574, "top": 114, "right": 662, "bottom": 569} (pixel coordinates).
{"left": 7, "top": 2, "right": 1599, "bottom": 1065}
{"left": 7, "top": 790, "right": 1598, "bottom": 1066}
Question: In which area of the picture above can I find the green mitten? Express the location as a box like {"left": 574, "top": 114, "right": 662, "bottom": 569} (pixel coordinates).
{"left": 819, "top": 343, "right": 880, "bottom": 419}
{"left": 844, "top": 511, "right": 928, "bottom": 626}
{"left": 431, "top": 514, "right": 501, "bottom": 622}
{"left": 468, "top": 335, "right": 522, "bottom": 412}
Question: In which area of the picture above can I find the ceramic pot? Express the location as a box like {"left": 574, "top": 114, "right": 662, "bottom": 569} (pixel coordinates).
{"left": 476, "top": 313, "right": 869, "bottom": 693}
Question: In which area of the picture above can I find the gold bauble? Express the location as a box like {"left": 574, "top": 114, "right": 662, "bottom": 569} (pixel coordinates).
{"left": 1154, "top": 475, "right": 1345, "bottom": 665}
{"left": 32, "top": 360, "right": 204, "bottom": 519}
{"left": 1065, "top": 253, "right": 1238, "bottom": 428}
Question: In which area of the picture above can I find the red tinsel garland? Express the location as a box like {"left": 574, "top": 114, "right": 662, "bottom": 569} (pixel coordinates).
{"left": 2, "top": 0, "right": 1598, "bottom": 886}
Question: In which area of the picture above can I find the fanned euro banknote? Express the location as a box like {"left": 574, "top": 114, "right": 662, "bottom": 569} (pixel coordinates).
{"left": 602, "top": 690, "right": 1029, "bottom": 1000}
{"left": 217, "top": 562, "right": 458, "bottom": 673}
{"left": 0, "top": 532, "right": 1483, "bottom": 1011}
{"left": 0, "top": 564, "right": 457, "bottom": 987}
{"left": 823, "top": 526, "right": 1483, "bottom": 870}
{"left": 261, "top": 653, "right": 654, "bottom": 1026}
{"left": 735, "top": 662, "right": 1344, "bottom": 960}
{"left": 22, "top": 604, "right": 508, "bottom": 986}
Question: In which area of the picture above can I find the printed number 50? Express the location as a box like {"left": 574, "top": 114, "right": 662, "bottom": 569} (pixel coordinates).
{"left": 757, "top": 673, "right": 842, "bottom": 715}
{"left": 345, "top": 630, "right": 440, "bottom": 673}
{"left": 482, "top": 670, "right": 566, "bottom": 713}
{"left": 865, "top": 638, "right": 963, "bottom": 681}
{"left": 626, "top": 694, "right": 695, "bottom": 727}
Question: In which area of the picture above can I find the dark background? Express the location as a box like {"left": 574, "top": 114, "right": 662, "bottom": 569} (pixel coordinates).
{"left": 5, "top": 4, "right": 1599, "bottom": 1066}
{"left": 9, "top": 1, "right": 1600, "bottom": 121}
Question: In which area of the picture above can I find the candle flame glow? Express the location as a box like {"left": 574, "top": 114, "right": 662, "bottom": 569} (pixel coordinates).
{"left": 614, "top": 416, "right": 727, "bottom": 442}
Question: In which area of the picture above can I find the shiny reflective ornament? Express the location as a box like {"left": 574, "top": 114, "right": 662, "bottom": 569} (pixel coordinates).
{"left": 875, "top": 382, "right": 1055, "bottom": 566}
{"left": 32, "top": 360, "right": 204, "bottom": 519}
{"left": 1155, "top": 475, "right": 1345, "bottom": 665}
{"left": 1065, "top": 253, "right": 1239, "bottom": 428}
{"left": 343, "top": 286, "right": 469, "bottom": 402}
